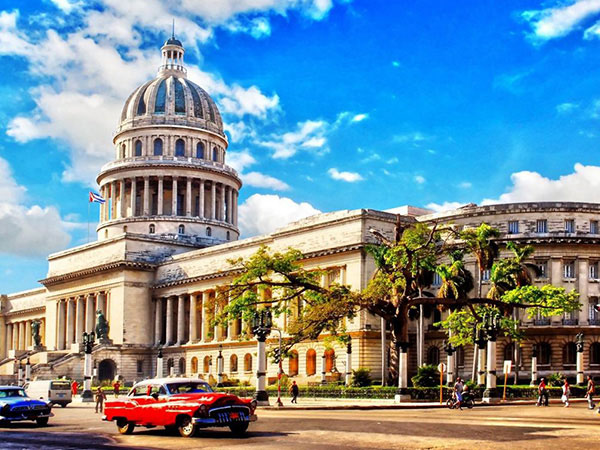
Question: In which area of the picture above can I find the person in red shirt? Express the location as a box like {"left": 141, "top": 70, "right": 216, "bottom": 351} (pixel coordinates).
{"left": 537, "top": 378, "right": 549, "bottom": 407}
{"left": 112, "top": 380, "right": 121, "bottom": 398}
{"left": 71, "top": 380, "right": 78, "bottom": 397}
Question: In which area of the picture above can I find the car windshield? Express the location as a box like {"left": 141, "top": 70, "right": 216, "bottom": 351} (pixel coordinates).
{"left": 0, "top": 389, "right": 26, "bottom": 398}
{"left": 166, "top": 382, "right": 213, "bottom": 394}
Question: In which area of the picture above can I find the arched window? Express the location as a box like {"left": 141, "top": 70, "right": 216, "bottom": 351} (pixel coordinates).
{"left": 212, "top": 146, "right": 219, "bottom": 161}
{"left": 191, "top": 357, "right": 198, "bottom": 373}
{"left": 153, "top": 138, "right": 163, "bottom": 156}
{"left": 306, "top": 349, "right": 316, "bottom": 376}
{"left": 196, "top": 142, "right": 205, "bottom": 158}
{"left": 178, "top": 357, "right": 186, "bottom": 375}
{"left": 175, "top": 138, "right": 185, "bottom": 157}
{"left": 226, "top": 231, "right": 230, "bottom": 240}
{"left": 230, "top": 354, "right": 238, "bottom": 373}
{"left": 154, "top": 79, "right": 166, "bottom": 113}
{"left": 203, "top": 356, "right": 211, "bottom": 373}
{"left": 149, "top": 224, "right": 155, "bottom": 234}
{"left": 427, "top": 346, "right": 440, "bottom": 365}
{"left": 178, "top": 224, "right": 185, "bottom": 234}
{"left": 535, "top": 342, "right": 552, "bottom": 366}
{"left": 563, "top": 342, "right": 576, "bottom": 366}
{"left": 244, "top": 353, "right": 252, "bottom": 372}
{"left": 590, "top": 342, "right": 600, "bottom": 365}
{"left": 167, "top": 358, "right": 174, "bottom": 374}
{"left": 135, "top": 140, "right": 142, "bottom": 156}
{"left": 120, "top": 144, "right": 126, "bottom": 159}
{"left": 325, "top": 349, "right": 335, "bottom": 372}
{"left": 289, "top": 350, "right": 299, "bottom": 376}
{"left": 206, "top": 227, "right": 212, "bottom": 237}
{"left": 174, "top": 79, "right": 185, "bottom": 114}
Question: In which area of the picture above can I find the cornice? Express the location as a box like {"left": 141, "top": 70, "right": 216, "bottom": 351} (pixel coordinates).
{"left": 40, "top": 260, "right": 156, "bottom": 286}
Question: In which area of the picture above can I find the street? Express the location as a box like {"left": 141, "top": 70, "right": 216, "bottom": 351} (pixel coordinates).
{"left": 1, "top": 402, "right": 599, "bottom": 449}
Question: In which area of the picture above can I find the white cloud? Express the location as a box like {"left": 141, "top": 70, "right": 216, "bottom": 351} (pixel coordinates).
{"left": 50, "top": 0, "right": 81, "bottom": 14}
{"left": 386, "top": 157, "right": 399, "bottom": 164}
{"left": 242, "top": 172, "right": 290, "bottom": 191}
{"left": 219, "top": 85, "right": 279, "bottom": 118}
{"left": 392, "top": 132, "right": 431, "bottom": 144}
{"left": 425, "top": 201, "right": 464, "bottom": 213}
{"left": 227, "top": 150, "right": 257, "bottom": 173}
{"left": 556, "top": 102, "right": 580, "bottom": 114}
{"left": 0, "top": 157, "right": 70, "bottom": 256}
{"left": 414, "top": 175, "right": 426, "bottom": 184}
{"left": 328, "top": 168, "right": 364, "bottom": 182}
{"left": 351, "top": 113, "right": 368, "bottom": 122}
{"left": 259, "top": 120, "right": 329, "bottom": 159}
{"left": 522, "top": 0, "right": 600, "bottom": 41}
{"left": 458, "top": 181, "right": 472, "bottom": 189}
{"left": 238, "top": 193, "right": 320, "bottom": 237}
{"left": 584, "top": 20, "right": 600, "bottom": 38}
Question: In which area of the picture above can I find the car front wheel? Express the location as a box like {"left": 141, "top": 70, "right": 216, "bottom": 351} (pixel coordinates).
{"left": 116, "top": 419, "right": 135, "bottom": 435}
{"left": 36, "top": 417, "right": 49, "bottom": 426}
{"left": 229, "top": 422, "right": 249, "bottom": 436}
{"left": 178, "top": 415, "right": 197, "bottom": 438}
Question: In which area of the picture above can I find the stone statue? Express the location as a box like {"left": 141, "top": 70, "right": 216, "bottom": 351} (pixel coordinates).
{"left": 31, "top": 319, "right": 42, "bottom": 347}
{"left": 95, "top": 310, "right": 110, "bottom": 341}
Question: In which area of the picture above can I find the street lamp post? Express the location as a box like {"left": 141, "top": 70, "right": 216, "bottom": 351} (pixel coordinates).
{"left": 271, "top": 328, "right": 284, "bottom": 407}
{"left": 81, "top": 331, "right": 95, "bottom": 402}
{"left": 17, "top": 360, "right": 23, "bottom": 385}
{"left": 25, "top": 357, "right": 31, "bottom": 383}
{"left": 345, "top": 342, "right": 352, "bottom": 386}
{"left": 473, "top": 325, "right": 487, "bottom": 386}
{"left": 251, "top": 309, "right": 272, "bottom": 406}
{"left": 482, "top": 311, "right": 501, "bottom": 404}
{"left": 156, "top": 348, "right": 163, "bottom": 378}
{"left": 576, "top": 332, "right": 585, "bottom": 385}
{"left": 443, "top": 340, "right": 455, "bottom": 385}
{"left": 217, "top": 345, "right": 224, "bottom": 387}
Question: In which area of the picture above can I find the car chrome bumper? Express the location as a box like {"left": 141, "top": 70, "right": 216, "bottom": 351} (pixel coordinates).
{"left": 0, "top": 412, "right": 53, "bottom": 421}
{"left": 193, "top": 414, "right": 257, "bottom": 425}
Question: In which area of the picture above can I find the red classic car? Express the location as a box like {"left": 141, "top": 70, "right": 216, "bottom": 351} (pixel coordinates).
{"left": 102, "top": 378, "right": 257, "bottom": 437}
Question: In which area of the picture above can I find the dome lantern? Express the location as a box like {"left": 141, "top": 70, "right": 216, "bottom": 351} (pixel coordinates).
{"left": 159, "top": 31, "right": 186, "bottom": 76}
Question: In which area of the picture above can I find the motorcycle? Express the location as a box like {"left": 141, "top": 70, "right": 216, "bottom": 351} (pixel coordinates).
{"left": 446, "top": 391, "right": 475, "bottom": 409}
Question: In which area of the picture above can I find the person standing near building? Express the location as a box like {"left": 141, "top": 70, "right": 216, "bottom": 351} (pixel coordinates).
{"left": 453, "top": 377, "right": 463, "bottom": 410}
{"left": 112, "top": 380, "right": 121, "bottom": 398}
{"left": 290, "top": 381, "right": 299, "bottom": 404}
{"left": 95, "top": 386, "right": 106, "bottom": 413}
{"left": 537, "top": 378, "right": 549, "bottom": 407}
{"left": 71, "top": 380, "right": 78, "bottom": 398}
{"left": 561, "top": 378, "right": 570, "bottom": 407}
{"left": 586, "top": 375, "right": 595, "bottom": 410}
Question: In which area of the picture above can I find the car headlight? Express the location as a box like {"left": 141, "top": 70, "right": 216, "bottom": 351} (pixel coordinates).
{"left": 0, "top": 404, "right": 10, "bottom": 415}
{"left": 250, "top": 400, "right": 257, "bottom": 413}
{"left": 196, "top": 404, "right": 208, "bottom": 417}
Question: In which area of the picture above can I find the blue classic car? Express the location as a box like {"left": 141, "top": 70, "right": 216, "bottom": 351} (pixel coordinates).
{"left": 0, "top": 386, "right": 52, "bottom": 426}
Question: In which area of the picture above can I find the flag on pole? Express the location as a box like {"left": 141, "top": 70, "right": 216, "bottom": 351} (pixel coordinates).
{"left": 89, "top": 191, "right": 105, "bottom": 204}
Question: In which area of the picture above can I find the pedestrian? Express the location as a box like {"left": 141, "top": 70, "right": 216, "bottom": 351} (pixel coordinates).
{"left": 289, "top": 380, "right": 299, "bottom": 404}
{"left": 95, "top": 386, "right": 106, "bottom": 413}
{"left": 586, "top": 375, "right": 595, "bottom": 410}
{"left": 453, "top": 377, "right": 463, "bottom": 410}
{"left": 112, "top": 380, "right": 120, "bottom": 398}
{"left": 537, "top": 378, "right": 549, "bottom": 407}
{"left": 71, "top": 379, "right": 78, "bottom": 397}
{"left": 561, "top": 378, "right": 570, "bottom": 407}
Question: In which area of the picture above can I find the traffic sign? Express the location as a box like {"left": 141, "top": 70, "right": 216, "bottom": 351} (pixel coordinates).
{"left": 503, "top": 360, "right": 512, "bottom": 374}
{"left": 438, "top": 363, "right": 446, "bottom": 373}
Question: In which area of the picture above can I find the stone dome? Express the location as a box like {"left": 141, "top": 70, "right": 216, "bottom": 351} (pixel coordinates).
{"left": 117, "top": 39, "right": 224, "bottom": 137}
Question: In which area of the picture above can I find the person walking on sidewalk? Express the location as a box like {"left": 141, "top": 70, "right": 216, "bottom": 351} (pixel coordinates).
{"left": 586, "top": 375, "right": 595, "bottom": 410}
{"left": 561, "top": 378, "right": 570, "bottom": 407}
{"left": 453, "top": 377, "right": 463, "bottom": 410}
{"left": 95, "top": 387, "right": 106, "bottom": 413}
{"left": 112, "top": 380, "right": 121, "bottom": 398}
{"left": 290, "top": 381, "right": 299, "bottom": 404}
{"left": 537, "top": 378, "right": 549, "bottom": 407}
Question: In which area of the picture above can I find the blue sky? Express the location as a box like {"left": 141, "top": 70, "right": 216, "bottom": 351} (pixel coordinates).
{"left": 3, "top": 0, "right": 600, "bottom": 293}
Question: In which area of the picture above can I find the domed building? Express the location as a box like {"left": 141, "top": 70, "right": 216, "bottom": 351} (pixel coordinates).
{"left": 97, "top": 37, "right": 240, "bottom": 243}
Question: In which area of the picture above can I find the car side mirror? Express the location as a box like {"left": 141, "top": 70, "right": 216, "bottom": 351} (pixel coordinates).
{"left": 151, "top": 392, "right": 159, "bottom": 400}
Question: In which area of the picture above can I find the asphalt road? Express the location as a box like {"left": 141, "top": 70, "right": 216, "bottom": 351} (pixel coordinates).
{"left": 1, "top": 403, "right": 599, "bottom": 449}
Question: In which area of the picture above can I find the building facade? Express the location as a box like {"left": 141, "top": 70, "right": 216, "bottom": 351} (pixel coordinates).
{"left": 1, "top": 39, "right": 600, "bottom": 386}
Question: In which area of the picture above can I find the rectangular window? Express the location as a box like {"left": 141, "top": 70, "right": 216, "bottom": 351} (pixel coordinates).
{"left": 563, "top": 261, "right": 575, "bottom": 279}
{"left": 508, "top": 220, "right": 519, "bottom": 234}
{"left": 137, "top": 360, "right": 143, "bottom": 374}
{"left": 565, "top": 219, "right": 575, "bottom": 233}
{"left": 432, "top": 272, "right": 442, "bottom": 287}
{"left": 591, "top": 262, "right": 599, "bottom": 280}
{"left": 482, "top": 269, "right": 491, "bottom": 281}
{"left": 589, "top": 297, "right": 599, "bottom": 324}
{"left": 536, "top": 219, "right": 547, "bottom": 233}
{"left": 591, "top": 220, "right": 599, "bottom": 235}
{"left": 536, "top": 261, "right": 548, "bottom": 279}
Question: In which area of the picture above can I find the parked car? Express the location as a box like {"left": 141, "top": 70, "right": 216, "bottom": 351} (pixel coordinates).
{"left": 24, "top": 379, "right": 72, "bottom": 407}
{"left": 102, "top": 378, "right": 257, "bottom": 437}
{"left": 0, "top": 386, "right": 53, "bottom": 426}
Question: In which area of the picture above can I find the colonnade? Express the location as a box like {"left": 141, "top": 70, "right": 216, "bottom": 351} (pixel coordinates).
{"left": 99, "top": 177, "right": 238, "bottom": 227}
{"left": 55, "top": 292, "right": 108, "bottom": 351}
{"left": 5, "top": 318, "right": 45, "bottom": 354}
{"left": 154, "top": 291, "right": 243, "bottom": 347}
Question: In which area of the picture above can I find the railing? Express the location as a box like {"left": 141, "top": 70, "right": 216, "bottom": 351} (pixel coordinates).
{"left": 562, "top": 318, "right": 579, "bottom": 326}
{"left": 99, "top": 156, "right": 238, "bottom": 177}
{"left": 533, "top": 318, "right": 551, "bottom": 326}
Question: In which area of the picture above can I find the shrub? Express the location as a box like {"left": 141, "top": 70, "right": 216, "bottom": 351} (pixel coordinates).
{"left": 351, "top": 368, "right": 372, "bottom": 387}
{"left": 411, "top": 365, "right": 440, "bottom": 387}
{"left": 547, "top": 372, "right": 565, "bottom": 387}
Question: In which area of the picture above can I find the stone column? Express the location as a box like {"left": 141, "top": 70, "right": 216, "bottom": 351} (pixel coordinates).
{"left": 154, "top": 298, "right": 163, "bottom": 346}
{"left": 76, "top": 295, "right": 84, "bottom": 343}
{"left": 6, "top": 323, "right": 12, "bottom": 354}
{"left": 12, "top": 322, "right": 18, "bottom": 351}
{"left": 189, "top": 294, "right": 198, "bottom": 343}
{"left": 66, "top": 298, "right": 75, "bottom": 346}
{"left": 186, "top": 178, "right": 192, "bottom": 217}
{"left": 57, "top": 301, "right": 66, "bottom": 350}
{"left": 211, "top": 182, "right": 216, "bottom": 220}
{"left": 220, "top": 185, "right": 226, "bottom": 221}
{"left": 199, "top": 180, "right": 205, "bottom": 218}
{"left": 119, "top": 179, "right": 126, "bottom": 218}
{"left": 177, "top": 294, "right": 186, "bottom": 344}
{"left": 446, "top": 352, "right": 454, "bottom": 385}
{"left": 255, "top": 337, "right": 269, "bottom": 405}
{"left": 157, "top": 176, "right": 164, "bottom": 215}
{"left": 166, "top": 296, "right": 175, "bottom": 345}
{"left": 85, "top": 293, "right": 95, "bottom": 333}
{"left": 577, "top": 344, "right": 585, "bottom": 384}
{"left": 97, "top": 292, "right": 107, "bottom": 315}
{"left": 483, "top": 339, "right": 499, "bottom": 403}
{"left": 19, "top": 321, "right": 26, "bottom": 350}
{"left": 225, "top": 186, "right": 231, "bottom": 223}
{"left": 172, "top": 177, "right": 178, "bottom": 216}
{"left": 477, "top": 344, "right": 487, "bottom": 385}
{"left": 25, "top": 320, "right": 32, "bottom": 349}
{"left": 530, "top": 351, "right": 538, "bottom": 386}
{"left": 143, "top": 177, "right": 150, "bottom": 215}
{"left": 578, "top": 258, "right": 589, "bottom": 325}
{"left": 99, "top": 185, "right": 105, "bottom": 222}
{"left": 202, "top": 291, "right": 211, "bottom": 341}
{"left": 233, "top": 190, "right": 238, "bottom": 227}
{"left": 395, "top": 343, "right": 410, "bottom": 403}
{"left": 130, "top": 178, "right": 136, "bottom": 217}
